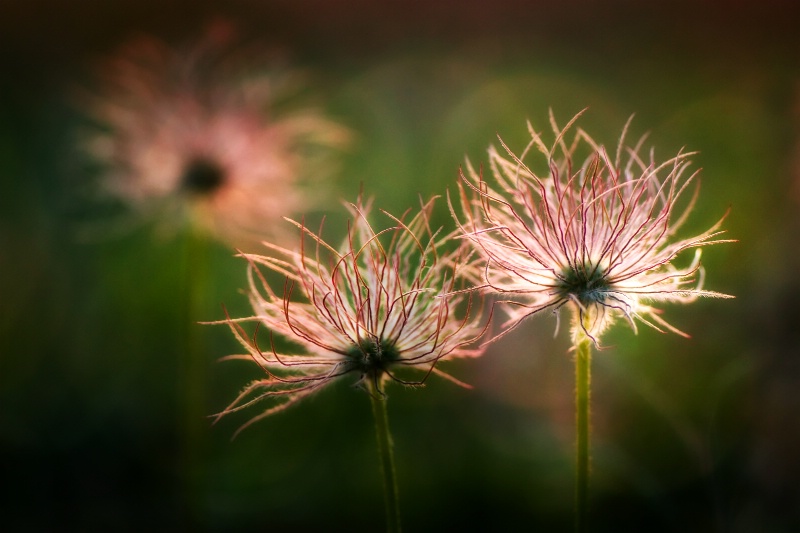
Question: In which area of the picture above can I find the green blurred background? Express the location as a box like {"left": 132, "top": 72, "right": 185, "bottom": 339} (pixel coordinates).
{"left": 1, "top": 0, "right": 798, "bottom": 531}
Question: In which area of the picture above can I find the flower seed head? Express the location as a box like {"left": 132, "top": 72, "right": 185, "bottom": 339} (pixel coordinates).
{"left": 453, "top": 110, "right": 734, "bottom": 345}
{"left": 80, "top": 23, "right": 349, "bottom": 246}
{"left": 215, "top": 195, "right": 490, "bottom": 435}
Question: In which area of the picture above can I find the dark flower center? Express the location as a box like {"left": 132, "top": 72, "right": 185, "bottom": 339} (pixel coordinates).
{"left": 557, "top": 263, "right": 611, "bottom": 305}
{"left": 180, "top": 157, "right": 226, "bottom": 195}
{"left": 345, "top": 337, "right": 401, "bottom": 377}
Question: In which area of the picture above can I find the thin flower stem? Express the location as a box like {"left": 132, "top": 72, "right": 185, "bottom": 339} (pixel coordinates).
{"left": 575, "top": 336, "right": 592, "bottom": 533}
{"left": 180, "top": 229, "right": 209, "bottom": 523}
{"left": 367, "top": 380, "right": 402, "bottom": 533}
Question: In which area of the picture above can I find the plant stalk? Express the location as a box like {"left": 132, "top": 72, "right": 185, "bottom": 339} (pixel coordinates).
{"left": 367, "top": 380, "right": 402, "bottom": 533}
{"left": 575, "top": 336, "right": 592, "bottom": 533}
{"left": 180, "top": 229, "right": 209, "bottom": 525}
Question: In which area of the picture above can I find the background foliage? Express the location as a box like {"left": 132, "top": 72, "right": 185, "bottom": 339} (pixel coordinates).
{"left": 1, "top": 1, "right": 798, "bottom": 531}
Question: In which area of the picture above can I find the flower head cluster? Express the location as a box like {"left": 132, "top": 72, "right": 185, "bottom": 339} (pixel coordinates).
{"left": 217, "top": 196, "right": 489, "bottom": 433}
{"left": 82, "top": 22, "right": 348, "bottom": 245}
{"left": 453, "top": 112, "right": 733, "bottom": 344}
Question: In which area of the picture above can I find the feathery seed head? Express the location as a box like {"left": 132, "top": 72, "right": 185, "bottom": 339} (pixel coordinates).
{"left": 215, "top": 196, "right": 489, "bottom": 435}
{"left": 81, "top": 23, "right": 349, "bottom": 245}
{"left": 453, "top": 111, "right": 734, "bottom": 345}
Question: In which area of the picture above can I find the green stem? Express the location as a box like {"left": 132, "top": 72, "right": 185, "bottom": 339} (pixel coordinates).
{"left": 366, "top": 380, "right": 402, "bottom": 533}
{"left": 575, "top": 336, "right": 592, "bottom": 533}
{"left": 179, "top": 229, "right": 209, "bottom": 524}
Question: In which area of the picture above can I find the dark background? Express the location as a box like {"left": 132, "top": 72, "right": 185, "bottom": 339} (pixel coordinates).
{"left": 2, "top": 1, "right": 799, "bottom": 531}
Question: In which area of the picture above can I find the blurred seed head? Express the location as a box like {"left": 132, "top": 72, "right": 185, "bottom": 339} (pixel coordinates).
{"left": 80, "top": 21, "right": 350, "bottom": 246}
